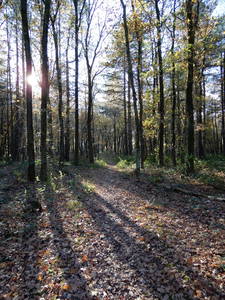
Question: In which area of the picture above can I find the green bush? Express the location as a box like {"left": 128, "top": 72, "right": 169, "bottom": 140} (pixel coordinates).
{"left": 116, "top": 156, "right": 135, "bottom": 169}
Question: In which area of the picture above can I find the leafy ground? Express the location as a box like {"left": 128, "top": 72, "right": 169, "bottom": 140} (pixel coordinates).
{"left": 0, "top": 159, "right": 225, "bottom": 300}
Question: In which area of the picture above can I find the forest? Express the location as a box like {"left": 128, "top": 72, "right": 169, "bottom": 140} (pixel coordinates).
{"left": 0, "top": 0, "right": 225, "bottom": 299}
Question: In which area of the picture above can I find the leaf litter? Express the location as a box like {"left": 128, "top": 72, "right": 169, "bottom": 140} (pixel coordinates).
{"left": 0, "top": 163, "right": 224, "bottom": 299}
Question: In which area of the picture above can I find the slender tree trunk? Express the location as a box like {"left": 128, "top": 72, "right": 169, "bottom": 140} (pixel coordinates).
{"left": 171, "top": 0, "right": 177, "bottom": 166}
{"left": 120, "top": 0, "right": 140, "bottom": 175}
{"left": 221, "top": 51, "right": 225, "bottom": 154}
{"left": 21, "top": 40, "right": 26, "bottom": 159}
{"left": 12, "top": 9, "right": 20, "bottom": 161}
{"left": 185, "top": 0, "right": 198, "bottom": 174}
{"left": 113, "top": 115, "right": 117, "bottom": 154}
{"left": 20, "top": 0, "right": 36, "bottom": 181}
{"left": 137, "top": 38, "right": 145, "bottom": 168}
{"left": 6, "top": 15, "right": 12, "bottom": 159}
{"left": 65, "top": 33, "right": 71, "bottom": 161}
{"left": 123, "top": 59, "right": 128, "bottom": 155}
{"left": 202, "top": 70, "right": 207, "bottom": 155}
{"left": 155, "top": 0, "right": 165, "bottom": 167}
{"left": 127, "top": 78, "right": 132, "bottom": 155}
{"left": 214, "top": 105, "right": 219, "bottom": 154}
{"left": 40, "top": 0, "right": 51, "bottom": 181}
{"left": 51, "top": 19, "right": 64, "bottom": 164}
{"left": 132, "top": 1, "right": 144, "bottom": 168}
{"left": 197, "top": 70, "right": 204, "bottom": 158}
{"left": 87, "top": 71, "right": 94, "bottom": 163}
{"left": 73, "top": 0, "right": 80, "bottom": 165}
{"left": 47, "top": 97, "right": 53, "bottom": 156}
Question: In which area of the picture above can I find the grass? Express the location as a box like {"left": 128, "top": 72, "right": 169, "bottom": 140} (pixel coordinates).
{"left": 116, "top": 156, "right": 135, "bottom": 169}
{"left": 81, "top": 180, "right": 95, "bottom": 193}
{"left": 91, "top": 159, "right": 107, "bottom": 168}
{"left": 194, "top": 155, "right": 225, "bottom": 189}
{"left": 67, "top": 199, "right": 84, "bottom": 211}
{"left": 125, "top": 154, "right": 225, "bottom": 190}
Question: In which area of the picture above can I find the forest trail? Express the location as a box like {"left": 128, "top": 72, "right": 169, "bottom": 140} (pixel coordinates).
{"left": 0, "top": 163, "right": 225, "bottom": 300}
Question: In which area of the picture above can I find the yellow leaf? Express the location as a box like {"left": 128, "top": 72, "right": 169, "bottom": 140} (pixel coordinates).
{"left": 37, "top": 274, "right": 43, "bottom": 281}
{"left": 38, "top": 249, "right": 50, "bottom": 257}
{"left": 62, "top": 283, "right": 71, "bottom": 290}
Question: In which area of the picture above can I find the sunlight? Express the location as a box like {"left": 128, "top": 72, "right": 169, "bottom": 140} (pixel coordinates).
{"left": 26, "top": 73, "right": 36, "bottom": 86}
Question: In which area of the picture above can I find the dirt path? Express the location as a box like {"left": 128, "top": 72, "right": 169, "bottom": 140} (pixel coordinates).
{"left": 0, "top": 164, "right": 225, "bottom": 299}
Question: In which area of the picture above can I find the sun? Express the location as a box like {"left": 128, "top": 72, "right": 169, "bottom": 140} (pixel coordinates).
{"left": 27, "top": 73, "right": 36, "bottom": 86}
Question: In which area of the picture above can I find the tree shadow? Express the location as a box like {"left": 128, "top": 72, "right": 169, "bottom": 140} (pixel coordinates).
{"left": 19, "top": 185, "right": 42, "bottom": 299}
{"left": 64, "top": 167, "right": 224, "bottom": 299}
{"left": 43, "top": 186, "right": 93, "bottom": 299}
{"left": 79, "top": 166, "right": 225, "bottom": 234}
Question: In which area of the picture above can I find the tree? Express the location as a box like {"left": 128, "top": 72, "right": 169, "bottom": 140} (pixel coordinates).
{"left": 40, "top": 0, "right": 51, "bottom": 181}
{"left": 72, "top": 0, "right": 86, "bottom": 165}
{"left": 82, "top": 0, "right": 107, "bottom": 163}
{"left": 20, "top": 0, "right": 36, "bottom": 181}
{"left": 154, "top": 0, "right": 165, "bottom": 166}
{"left": 120, "top": 0, "right": 141, "bottom": 175}
{"left": 50, "top": 0, "right": 64, "bottom": 164}
{"left": 185, "top": 0, "right": 199, "bottom": 174}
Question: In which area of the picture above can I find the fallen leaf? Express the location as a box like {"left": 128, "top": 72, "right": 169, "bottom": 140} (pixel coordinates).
{"left": 62, "top": 283, "right": 71, "bottom": 290}
{"left": 82, "top": 255, "right": 88, "bottom": 263}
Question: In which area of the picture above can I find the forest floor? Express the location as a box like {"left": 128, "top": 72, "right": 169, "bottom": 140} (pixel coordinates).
{"left": 0, "top": 159, "right": 225, "bottom": 300}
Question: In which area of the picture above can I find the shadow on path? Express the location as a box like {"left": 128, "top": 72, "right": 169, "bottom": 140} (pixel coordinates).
{"left": 43, "top": 186, "right": 93, "bottom": 299}
{"left": 64, "top": 166, "right": 224, "bottom": 299}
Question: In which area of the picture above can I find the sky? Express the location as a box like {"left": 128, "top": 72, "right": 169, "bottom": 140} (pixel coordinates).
{"left": 213, "top": 0, "right": 225, "bottom": 16}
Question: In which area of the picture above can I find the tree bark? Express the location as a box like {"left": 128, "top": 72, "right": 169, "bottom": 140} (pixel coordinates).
{"left": 127, "top": 78, "right": 133, "bottom": 155}
{"left": 12, "top": 6, "right": 20, "bottom": 161}
{"left": 221, "top": 51, "right": 225, "bottom": 154}
{"left": 123, "top": 59, "right": 128, "bottom": 155}
{"left": 87, "top": 71, "right": 94, "bottom": 163}
{"left": 40, "top": 0, "right": 51, "bottom": 181}
{"left": 51, "top": 16, "right": 64, "bottom": 164}
{"left": 185, "top": 0, "right": 198, "bottom": 173}
{"left": 65, "top": 33, "right": 71, "bottom": 161}
{"left": 171, "top": 0, "right": 177, "bottom": 166}
{"left": 20, "top": 0, "right": 36, "bottom": 181}
{"left": 120, "top": 0, "right": 140, "bottom": 175}
{"left": 155, "top": 0, "right": 165, "bottom": 167}
{"left": 73, "top": 0, "right": 80, "bottom": 165}
{"left": 131, "top": 1, "right": 144, "bottom": 168}
{"left": 197, "top": 69, "right": 204, "bottom": 158}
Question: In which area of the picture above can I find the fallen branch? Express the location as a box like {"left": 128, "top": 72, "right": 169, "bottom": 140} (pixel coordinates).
{"left": 159, "top": 183, "right": 225, "bottom": 202}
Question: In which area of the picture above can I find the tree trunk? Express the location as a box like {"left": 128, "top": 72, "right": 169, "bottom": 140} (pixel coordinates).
{"left": 185, "top": 0, "right": 198, "bottom": 174}
{"left": 171, "top": 0, "right": 177, "bottom": 166}
{"left": 20, "top": 0, "right": 36, "bottom": 181}
{"left": 12, "top": 8, "right": 20, "bottom": 161}
{"left": 65, "top": 33, "right": 71, "bottom": 161}
{"left": 40, "top": 0, "right": 51, "bottom": 181}
{"left": 120, "top": 0, "right": 140, "bottom": 175}
{"left": 6, "top": 15, "right": 12, "bottom": 159}
{"left": 51, "top": 19, "right": 64, "bottom": 164}
{"left": 131, "top": 1, "right": 144, "bottom": 168}
{"left": 155, "top": 0, "right": 165, "bottom": 167}
{"left": 113, "top": 115, "right": 117, "bottom": 154}
{"left": 73, "top": 0, "right": 80, "bottom": 165}
{"left": 87, "top": 71, "right": 94, "bottom": 163}
{"left": 221, "top": 51, "right": 225, "bottom": 154}
{"left": 123, "top": 59, "right": 128, "bottom": 155}
{"left": 47, "top": 97, "right": 53, "bottom": 156}
{"left": 197, "top": 70, "right": 204, "bottom": 158}
{"left": 127, "top": 78, "right": 133, "bottom": 155}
